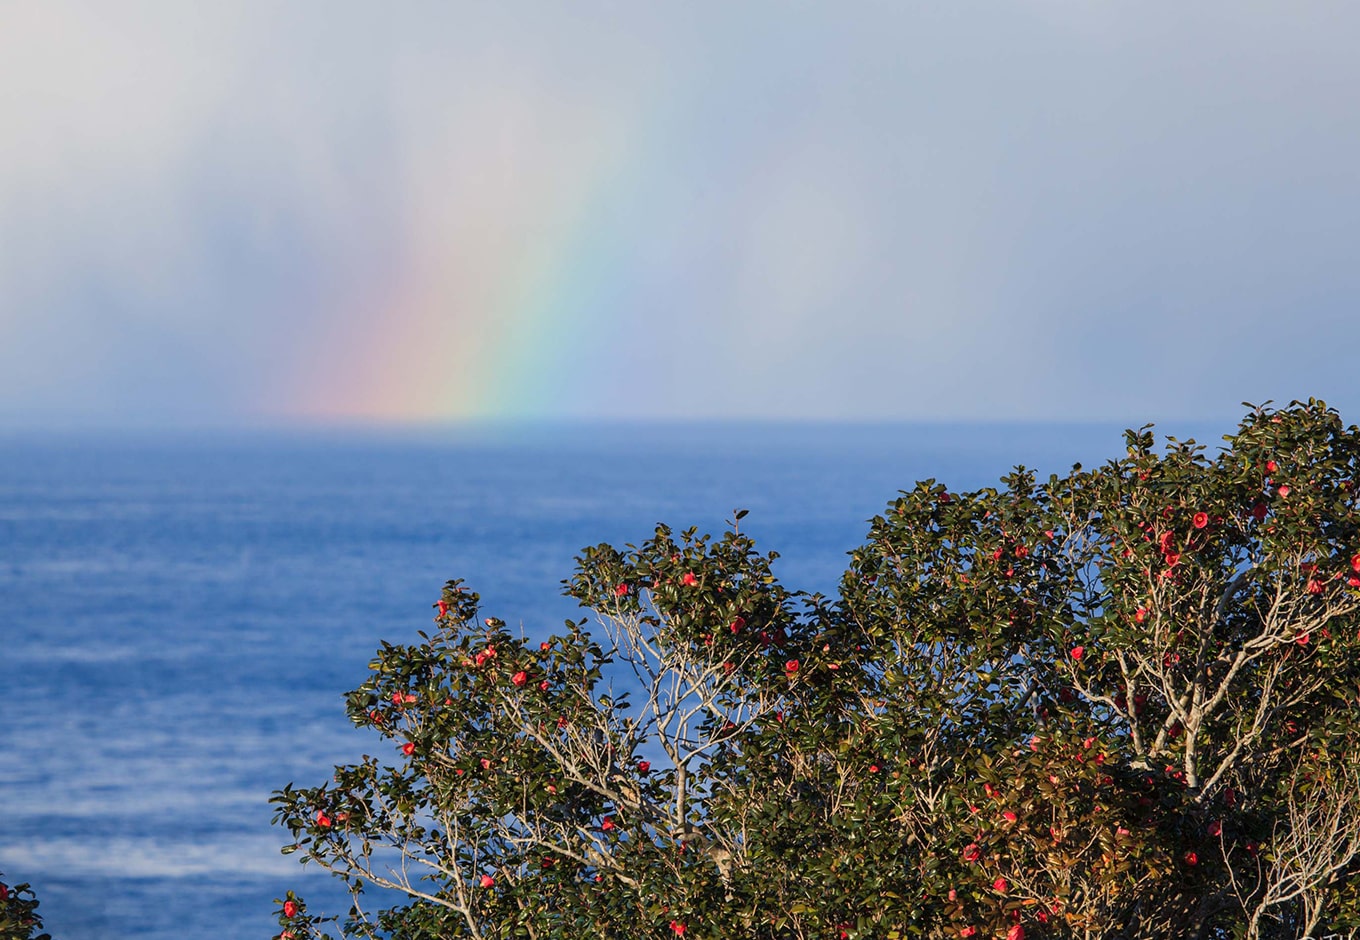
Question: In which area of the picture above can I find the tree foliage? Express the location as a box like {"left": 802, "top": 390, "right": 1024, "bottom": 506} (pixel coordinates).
{"left": 272, "top": 401, "right": 1360, "bottom": 939}
{"left": 0, "top": 873, "right": 50, "bottom": 940}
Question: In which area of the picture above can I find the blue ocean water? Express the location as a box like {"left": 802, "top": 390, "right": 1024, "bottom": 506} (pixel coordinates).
{"left": 0, "top": 421, "right": 1209, "bottom": 939}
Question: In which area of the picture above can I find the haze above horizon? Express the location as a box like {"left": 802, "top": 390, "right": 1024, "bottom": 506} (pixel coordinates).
{"left": 3, "top": 3, "right": 1357, "bottom": 430}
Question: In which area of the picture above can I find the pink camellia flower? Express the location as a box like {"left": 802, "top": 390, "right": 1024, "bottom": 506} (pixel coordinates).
{"left": 539, "top": 679, "right": 550, "bottom": 691}
{"left": 638, "top": 760, "right": 651, "bottom": 774}
{"left": 404, "top": 693, "right": 417, "bottom": 704}
{"left": 512, "top": 671, "right": 528, "bottom": 687}
{"left": 1002, "top": 810, "right": 1018, "bottom": 823}
{"left": 947, "top": 888, "right": 957, "bottom": 901}
{"left": 1116, "top": 826, "right": 1131, "bottom": 838}
{"left": 315, "top": 810, "right": 332, "bottom": 828}
{"left": 601, "top": 816, "right": 616, "bottom": 831}
{"left": 1192, "top": 512, "right": 1209, "bottom": 529}
{"left": 474, "top": 651, "right": 489, "bottom": 667}
{"left": 614, "top": 583, "right": 629, "bottom": 597}
{"left": 681, "top": 572, "right": 699, "bottom": 587}
{"left": 479, "top": 874, "right": 495, "bottom": 888}
{"left": 785, "top": 659, "right": 800, "bottom": 674}
{"left": 962, "top": 843, "right": 981, "bottom": 863}
{"left": 993, "top": 877, "right": 1009, "bottom": 893}
{"left": 402, "top": 741, "right": 415, "bottom": 756}
{"left": 1070, "top": 645, "right": 1085, "bottom": 661}
{"left": 1307, "top": 579, "right": 1324, "bottom": 595}
{"left": 1277, "top": 484, "right": 1291, "bottom": 498}
{"left": 283, "top": 900, "right": 298, "bottom": 918}
{"left": 959, "top": 927, "right": 977, "bottom": 938}
{"left": 480, "top": 757, "right": 492, "bottom": 770}
{"left": 1008, "top": 926, "right": 1025, "bottom": 940}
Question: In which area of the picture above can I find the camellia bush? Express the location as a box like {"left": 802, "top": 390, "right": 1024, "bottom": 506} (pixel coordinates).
{"left": 0, "top": 873, "right": 50, "bottom": 940}
{"left": 271, "top": 400, "right": 1360, "bottom": 940}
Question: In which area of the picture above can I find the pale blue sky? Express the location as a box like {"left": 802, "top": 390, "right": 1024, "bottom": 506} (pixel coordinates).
{"left": 2, "top": 2, "right": 1357, "bottom": 427}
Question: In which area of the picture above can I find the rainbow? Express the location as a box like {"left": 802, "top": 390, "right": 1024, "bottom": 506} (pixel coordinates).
{"left": 276, "top": 94, "right": 651, "bottom": 425}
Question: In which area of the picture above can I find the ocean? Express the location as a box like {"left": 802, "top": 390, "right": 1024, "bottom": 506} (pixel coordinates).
{"left": 0, "top": 421, "right": 1208, "bottom": 939}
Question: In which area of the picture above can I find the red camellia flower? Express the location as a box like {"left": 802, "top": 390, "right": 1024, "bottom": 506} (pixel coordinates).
{"left": 1002, "top": 810, "right": 1018, "bottom": 823}
{"left": 283, "top": 900, "right": 298, "bottom": 918}
{"left": 1266, "top": 460, "right": 1278, "bottom": 473}
{"left": 540, "top": 641, "right": 551, "bottom": 651}
{"left": 1253, "top": 501, "right": 1269, "bottom": 521}
{"left": 0, "top": 883, "right": 7, "bottom": 901}
{"left": 1307, "top": 579, "right": 1324, "bottom": 595}
{"left": 1135, "top": 607, "right": 1148, "bottom": 623}
{"left": 1192, "top": 512, "right": 1209, "bottom": 529}
{"left": 681, "top": 572, "right": 699, "bottom": 587}
{"left": 539, "top": 680, "right": 550, "bottom": 691}
{"left": 480, "top": 874, "right": 495, "bottom": 888}
{"left": 993, "top": 877, "right": 1009, "bottom": 893}
{"left": 1184, "top": 851, "right": 1198, "bottom": 865}
{"left": 1352, "top": 552, "right": 1360, "bottom": 573}
{"left": 960, "top": 927, "right": 977, "bottom": 938}
{"left": 512, "top": 671, "right": 528, "bottom": 687}
{"left": 1008, "top": 926, "right": 1025, "bottom": 940}
{"left": 1070, "top": 645, "right": 1085, "bottom": 661}
{"left": 670, "top": 921, "right": 686, "bottom": 936}
{"left": 401, "top": 741, "right": 415, "bottom": 756}
{"left": 962, "top": 843, "right": 981, "bottom": 863}
{"left": 785, "top": 659, "right": 800, "bottom": 674}
{"left": 1208, "top": 820, "right": 1222, "bottom": 837}
{"left": 638, "top": 760, "right": 651, "bottom": 774}
{"left": 869, "top": 764, "right": 880, "bottom": 773}
{"left": 437, "top": 600, "right": 449, "bottom": 617}
{"left": 614, "top": 583, "right": 629, "bottom": 597}
{"left": 730, "top": 616, "right": 746, "bottom": 633}
{"left": 601, "top": 817, "right": 616, "bottom": 831}
{"left": 315, "top": 810, "right": 332, "bottom": 828}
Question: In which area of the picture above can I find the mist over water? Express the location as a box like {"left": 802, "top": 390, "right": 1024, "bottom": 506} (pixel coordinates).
{"left": 0, "top": 421, "right": 1215, "bottom": 938}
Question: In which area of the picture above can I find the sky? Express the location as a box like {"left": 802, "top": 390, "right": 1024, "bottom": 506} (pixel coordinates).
{"left": 2, "top": 2, "right": 1358, "bottom": 428}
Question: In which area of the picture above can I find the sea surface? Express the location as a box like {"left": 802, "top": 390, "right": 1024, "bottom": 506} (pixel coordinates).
{"left": 0, "top": 421, "right": 1216, "bottom": 939}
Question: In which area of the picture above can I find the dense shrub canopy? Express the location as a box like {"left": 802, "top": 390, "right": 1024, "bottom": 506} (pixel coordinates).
{"left": 272, "top": 401, "right": 1360, "bottom": 940}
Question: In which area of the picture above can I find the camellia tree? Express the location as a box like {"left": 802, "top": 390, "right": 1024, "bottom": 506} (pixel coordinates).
{"left": 272, "top": 401, "right": 1360, "bottom": 940}
{"left": 0, "top": 873, "right": 50, "bottom": 940}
